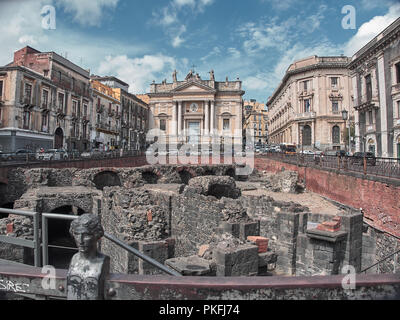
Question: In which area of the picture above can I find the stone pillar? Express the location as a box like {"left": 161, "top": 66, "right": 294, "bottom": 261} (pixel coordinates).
{"left": 377, "top": 53, "right": 388, "bottom": 157}
{"left": 311, "top": 121, "right": 315, "bottom": 146}
{"left": 204, "top": 100, "right": 209, "bottom": 135}
{"left": 178, "top": 101, "right": 182, "bottom": 137}
{"left": 210, "top": 101, "right": 215, "bottom": 133}
{"left": 172, "top": 101, "right": 177, "bottom": 141}
{"left": 355, "top": 110, "right": 361, "bottom": 152}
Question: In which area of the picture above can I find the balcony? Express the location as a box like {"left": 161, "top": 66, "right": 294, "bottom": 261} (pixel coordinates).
{"left": 96, "top": 104, "right": 104, "bottom": 113}
{"left": 41, "top": 102, "right": 49, "bottom": 110}
{"left": 366, "top": 123, "right": 376, "bottom": 133}
{"left": 115, "top": 112, "right": 121, "bottom": 119}
{"left": 294, "top": 111, "right": 316, "bottom": 121}
{"left": 391, "top": 83, "right": 400, "bottom": 95}
{"left": 108, "top": 110, "right": 115, "bottom": 117}
{"left": 82, "top": 115, "right": 89, "bottom": 123}
{"left": 23, "top": 96, "right": 31, "bottom": 105}
{"left": 354, "top": 94, "right": 379, "bottom": 111}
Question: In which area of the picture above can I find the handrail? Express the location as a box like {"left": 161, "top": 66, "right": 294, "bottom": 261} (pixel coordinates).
{"left": 0, "top": 208, "right": 40, "bottom": 267}
{"left": 361, "top": 248, "right": 400, "bottom": 273}
{"left": 103, "top": 232, "right": 181, "bottom": 276}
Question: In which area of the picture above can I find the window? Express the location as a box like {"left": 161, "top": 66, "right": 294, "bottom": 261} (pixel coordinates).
{"left": 253, "top": 115, "right": 256, "bottom": 121}
{"left": 84, "top": 104, "right": 87, "bottom": 116}
{"left": 42, "top": 90, "right": 48, "bottom": 108}
{"left": 365, "top": 74, "right": 372, "bottom": 101}
{"left": 23, "top": 111, "right": 30, "bottom": 129}
{"left": 368, "top": 110, "right": 373, "bottom": 125}
{"left": 83, "top": 124, "right": 87, "bottom": 138}
{"left": 58, "top": 93, "right": 64, "bottom": 110}
{"left": 24, "top": 83, "right": 32, "bottom": 102}
{"left": 223, "top": 119, "right": 230, "bottom": 130}
{"left": 160, "top": 119, "right": 166, "bottom": 131}
{"left": 396, "top": 63, "right": 400, "bottom": 84}
{"left": 97, "top": 114, "right": 101, "bottom": 124}
{"left": 304, "top": 99, "right": 311, "bottom": 112}
{"left": 332, "top": 101, "right": 339, "bottom": 113}
{"left": 397, "top": 101, "right": 400, "bottom": 118}
{"left": 331, "top": 77, "right": 338, "bottom": 88}
{"left": 303, "top": 80, "right": 309, "bottom": 91}
{"left": 0, "top": 80, "right": 3, "bottom": 98}
{"left": 72, "top": 100, "right": 77, "bottom": 115}
{"left": 41, "top": 114, "right": 48, "bottom": 132}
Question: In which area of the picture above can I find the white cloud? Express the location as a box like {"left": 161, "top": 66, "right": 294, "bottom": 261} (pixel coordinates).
{"left": 98, "top": 54, "right": 177, "bottom": 93}
{"left": 173, "top": 0, "right": 196, "bottom": 8}
{"left": 260, "top": 0, "right": 296, "bottom": 11}
{"left": 171, "top": 25, "right": 187, "bottom": 48}
{"left": 344, "top": 4, "right": 400, "bottom": 56}
{"left": 55, "top": 0, "right": 119, "bottom": 27}
{"left": 152, "top": 0, "right": 214, "bottom": 47}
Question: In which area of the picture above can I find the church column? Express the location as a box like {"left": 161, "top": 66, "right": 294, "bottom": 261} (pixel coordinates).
{"left": 172, "top": 101, "right": 177, "bottom": 138}
{"left": 204, "top": 100, "right": 209, "bottom": 135}
{"left": 178, "top": 101, "right": 182, "bottom": 136}
{"left": 210, "top": 100, "right": 215, "bottom": 133}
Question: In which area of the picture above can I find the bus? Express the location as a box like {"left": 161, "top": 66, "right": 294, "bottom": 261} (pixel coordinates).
{"left": 279, "top": 143, "right": 297, "bottom": 155}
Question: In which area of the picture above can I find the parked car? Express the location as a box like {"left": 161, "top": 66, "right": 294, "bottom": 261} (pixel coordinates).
{"left": 300, "top": 150, "right": 315, "bottom": 155}
{"left": 37, "top": 149, "right": 68, "bottom": 161}
{"left": 5, "top": 149, "right": 36, "bottom": 161}
{"left": 349, "top": 152, "right": 376, "bottom": 166}
{"left": 68, "top": 149, "right": 81, "bottom": 159}
{"left": 81, "top": 149, "right": 104, "bottom": 159}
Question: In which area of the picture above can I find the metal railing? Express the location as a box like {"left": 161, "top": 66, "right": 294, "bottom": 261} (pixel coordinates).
{"left": 0, "top": 208, "right": 179, "bottom": 276}
{"left": 361, "top": 248, "right": 400, "bottom": 274}
{"left": 0, "top": 149, "right": 145, "bottom": 165}
{"left": 0, "top": 208, "right": 40, "bottom": 267}
{"left": 260, "top": 152, "right": 400, "bottom": 180}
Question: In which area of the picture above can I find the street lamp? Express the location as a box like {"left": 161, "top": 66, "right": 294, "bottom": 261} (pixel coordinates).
{"left": 341, "top": 109, "right": 350, "bottom": 154}
{"left": 299, "top": 124, "right": 304, "bottom": 155}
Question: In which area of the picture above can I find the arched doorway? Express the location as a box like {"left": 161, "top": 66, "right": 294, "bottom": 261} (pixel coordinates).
{"left": 54, "top": 128, "right": 64, "bottom": 149}
{"left": 48, "top": 205, "right": 85, "bottom": 268}
{"left": 367, "top": 138, "right": 376, "bottom": 155}
{"left": 302, "top": 125, "right": 312, "bottom": 146}
{"left": 332, "top": 125, "right": 340, "bottom": 145}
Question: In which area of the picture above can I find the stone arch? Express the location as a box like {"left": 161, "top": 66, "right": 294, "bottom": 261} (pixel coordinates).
{"left": 141, "top": 171, "right": 159, "bottom": 184}
{"left": 93, "top": 171, "right": 122, "bottom": 190}
{"left": 225, "top": 167, "right": 236, "bottom": 178}
{"left": 48, "top": 205, "right": 85, "bottom": 269}
{"left": 367, "top": 138, "right": 376, "bottom": 155}
{"left": 178, "top": 170, "right": 194, "bottom": 185}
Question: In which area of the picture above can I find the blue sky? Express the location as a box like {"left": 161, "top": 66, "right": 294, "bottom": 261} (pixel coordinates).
{"left": 0, "top": 0, "right": 399, "bottom": 104}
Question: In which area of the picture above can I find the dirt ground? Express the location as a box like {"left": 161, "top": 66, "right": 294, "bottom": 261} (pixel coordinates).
{"left": 240, "top": 184, "right": 343, "bottom": 216}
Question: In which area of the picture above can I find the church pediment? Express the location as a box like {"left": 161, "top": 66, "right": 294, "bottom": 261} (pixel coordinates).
{"left": 172, "top": 81, "right": 216, "bottom": 94}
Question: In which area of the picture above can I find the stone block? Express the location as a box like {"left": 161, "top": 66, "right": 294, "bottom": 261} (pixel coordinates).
{"left": 258, "top": 252, "right": 278, "bottom": 267}
{"left": 219, "top": 221, "right": 240, "bottom": 238}
{"left": 138, "top": 240, "right": 169, "bottom": 275}
{"left": 213, "top": 244, "right": 258, "bottom": 276}
{"left": 165, "top": 256, "right": 212, "bottom": 276}
{"left": 247, "top": 236, "right": 269, "bottom": 253}
{"left": 240, "top": 221, "right": 259, "bottom": 240}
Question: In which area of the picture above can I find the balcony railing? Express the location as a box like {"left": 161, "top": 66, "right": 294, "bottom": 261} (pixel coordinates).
{"left": 23, "top": 96, "right": 31, "bottom": 105}
{"left": 392, "top": 83, "right": 400, "bottom": 95}
{"left": 366, "top": 123, "right": 376, "bottom": 132}
{"left": 295, "top": 111, "right": 316, "bottom": 121}
{"left": 354, "top": 94, "right": 379, "bottom": 110}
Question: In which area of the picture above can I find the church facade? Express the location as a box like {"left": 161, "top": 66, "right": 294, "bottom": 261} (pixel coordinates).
{"left": 147, "top": 70, "right": 245, "bottom": 149}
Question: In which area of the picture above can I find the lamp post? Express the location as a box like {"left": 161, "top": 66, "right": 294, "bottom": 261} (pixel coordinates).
{"left": 341, "top": 110, "right": 350, "bottom": 154}
{"left": 299, "top": 124, "right": 304, "bottom": 158}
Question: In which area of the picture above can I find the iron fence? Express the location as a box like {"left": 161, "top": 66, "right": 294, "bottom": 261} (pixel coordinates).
{"left": 259, "top": 152, "right": 400, "bottom": 180}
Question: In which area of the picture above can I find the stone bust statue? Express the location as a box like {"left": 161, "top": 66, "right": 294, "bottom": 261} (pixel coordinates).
{"left": 67, "top": 214, "right": 110, "bottom": 300}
